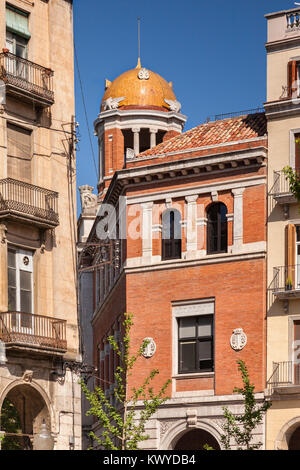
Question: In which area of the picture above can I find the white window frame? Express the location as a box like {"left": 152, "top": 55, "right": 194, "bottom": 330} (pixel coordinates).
{"left": 172, "top": 298, "right": 215, "bottom": 378}
{"left": 8, "top": 246, "right": 34, "bottom": 334}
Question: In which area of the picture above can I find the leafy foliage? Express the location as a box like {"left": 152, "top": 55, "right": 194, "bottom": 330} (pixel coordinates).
{"left": 220, "top": 360, "right": 271, "bottom": 450}
{"left": 283, "top": 166, "right": 300, "bottom": 203}
{"left": 81, "top": 313, "right": 171, "bottom": 450}
{"left": 0, "top": 398, "right": 23, "bottom": 450}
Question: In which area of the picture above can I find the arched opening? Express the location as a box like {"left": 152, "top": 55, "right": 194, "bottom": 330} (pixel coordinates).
{"left": 206, "top": 202, "right": 228, "bottom": 255}
{"left": 174, "top": 429, "right": 221, "bottom": 450}
{"left": 288, "top": 426, "right": 300, "bottom": 450}
{"left": 0, "top": 384, "right": 51, "bottom": 450}
{"left": 161, "top": 209, "right": 182, "bottom": 261}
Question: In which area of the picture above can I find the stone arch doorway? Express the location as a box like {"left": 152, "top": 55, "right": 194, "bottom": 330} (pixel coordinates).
{"left": 173, "top": 429, "right": 221, "bottom": 451}
{"left": 0, "top": 384, "right": 51, "bottom": 450}
{"left": 288, "top": 426, "right": 300, "bottom": 450}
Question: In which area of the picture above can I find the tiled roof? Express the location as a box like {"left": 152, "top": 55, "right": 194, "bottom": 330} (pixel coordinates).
{"left": 139, "top": 112, "right": 267, "bottom": 157}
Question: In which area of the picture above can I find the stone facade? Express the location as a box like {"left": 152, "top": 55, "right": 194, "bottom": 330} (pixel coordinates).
{"left": 0, "top": 0, "right": 81, "bottom": 450}
{"left": 265, "top": 7, "right": 300, "bottom": 451}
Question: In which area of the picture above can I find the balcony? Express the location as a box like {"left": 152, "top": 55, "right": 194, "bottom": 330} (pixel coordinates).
{"left": 269, "top": 169, "right": 297, "bottom": 205}
{"left": 0, "top": 312, "right": 67, "bottom": 354}
{"left": 267, "top": 361, "right": 300, "bottom": 396}
{"left": 0, "top": 51, "right": 54, "bottom": 108}
{"left": 270, "top": 265, "right": 300, "bottom": 299}
{"left": 0, "top": 178, "right": 59, "bottom": 229}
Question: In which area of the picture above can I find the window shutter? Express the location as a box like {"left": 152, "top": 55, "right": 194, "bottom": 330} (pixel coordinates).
{"left": 6, "top": 5, "right": 30, "bottom": 39}
{"left": 288, "top": 61, "right": 297, "bottom": 98}
{"left": 7, "top": 123, "right": 32, "bottom": 183}
{"left": 285, "top": 224, "right": 296, "bottom": 288}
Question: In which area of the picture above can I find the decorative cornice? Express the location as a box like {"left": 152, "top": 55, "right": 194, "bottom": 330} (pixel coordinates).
{"left": 264, "top": 99, "right": 300, "bottom": 120}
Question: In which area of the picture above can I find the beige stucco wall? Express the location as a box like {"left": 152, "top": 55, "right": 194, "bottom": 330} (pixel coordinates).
{"left": 266, "top": 10, "right": 300, "bottom": 451}
{"left": 0, "top": 0, "right": 81, "bottom": 450}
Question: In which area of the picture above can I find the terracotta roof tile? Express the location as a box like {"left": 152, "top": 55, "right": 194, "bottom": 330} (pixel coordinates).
{"left": 139, "top": 112, "right": 267, "bottom": 158}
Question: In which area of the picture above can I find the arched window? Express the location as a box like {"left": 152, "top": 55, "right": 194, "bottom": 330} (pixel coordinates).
{"left": 162, "top": 209, "right": 182, "bottom": 260}
{"left": 207, "top": 202, "right": 228, "bottom": 254}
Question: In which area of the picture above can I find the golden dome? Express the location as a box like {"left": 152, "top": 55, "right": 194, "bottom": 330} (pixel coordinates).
{"left": 101, "top": 64, "right": 177, "bottom": 111}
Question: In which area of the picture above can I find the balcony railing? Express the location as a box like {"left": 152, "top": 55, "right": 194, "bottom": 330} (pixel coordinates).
{"left": 0, "top": 312, "right": 67, "bottom": 353}
{"left": 0, "top": 51, "right": 54, "bottom": 107}
{"left": 268, "top": 361, "right": 300, "bottom": 395}
{"left": 269, "top": 169, "right": 299, "bottom": 204}
{"left": 287, "top": 11, "right": 300, "bottom": 30}
{"left": 270, "top": 265, "right": 300, "bottom": 298}
{"left": 0, "top": 178, "right": 59, "bottom": 228}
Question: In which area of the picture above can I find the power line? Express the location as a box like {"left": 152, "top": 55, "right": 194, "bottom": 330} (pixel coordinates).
{"left": 74, "top": 41, "right": 98, "bottom": 178}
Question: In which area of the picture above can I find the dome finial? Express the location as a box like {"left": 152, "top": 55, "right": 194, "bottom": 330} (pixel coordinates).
{"left": 136, "top": 17, "right": 141, "bottom": 68}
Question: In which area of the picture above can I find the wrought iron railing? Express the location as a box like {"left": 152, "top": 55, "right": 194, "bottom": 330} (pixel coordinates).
{"left": 268, "top": 361, "right": 300, "bottom": 394}
{"left": 0, "top": 312, "right": 67, "bottom": 352}
{"left": 0, "top": 51, "right": 54, "bottom": 103}
{"left": 270, "top": 265, "right": 300, "bottom": 293}
{"left": 0, "top": 178, "right": 59, "bottom": 226}
{"left": 269, "top": 169, "right": 300, "bottom": 197}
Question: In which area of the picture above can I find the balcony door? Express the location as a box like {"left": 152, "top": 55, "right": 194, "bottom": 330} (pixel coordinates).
{"left": 6, "top": 31, "right": 28, "bottom": 80}
{"left": 8, "top": 248, "right": 34, "bottom": 335}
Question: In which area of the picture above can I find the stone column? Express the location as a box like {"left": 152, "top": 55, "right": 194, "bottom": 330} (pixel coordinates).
{"left": 150, "top": 128, "right": 158, "bottom": 148}
{"left": 232, "top": 188, "right": 245, "bottom": 253}
{"left": 142, "top": 202, "right": 153, "bottom": 263}
{"left": 185, "top": 195, "right": 198, "bottom": 258}
{"left": 132, "top": 127, "right": 140, "bottom": 155}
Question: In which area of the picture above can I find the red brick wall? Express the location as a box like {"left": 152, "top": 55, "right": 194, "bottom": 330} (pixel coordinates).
{"left": 125, "top": 259, "right": 266, "bottom": 396}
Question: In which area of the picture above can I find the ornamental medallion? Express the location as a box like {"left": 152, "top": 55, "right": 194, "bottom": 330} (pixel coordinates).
{"left": 230, "top": 328, "right": 247, "bottom": 351}
{"left": 142, "top": 337, "right": 156, "bottom": 358}
{"left": 138, "top": 68, "right": 150, "bottom": 80}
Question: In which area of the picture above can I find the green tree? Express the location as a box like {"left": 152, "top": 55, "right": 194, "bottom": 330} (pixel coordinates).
{"left": 283, "top": 165, "right": 300, "bottom": 203}
{"left": 0, "top": 398, "right": 23, "bottom": 450}
{"left": 81, "top": 313, "right": 171, "bottom": 450}
{"left": 220, "top": 360, "right": 271, "bottom": 450}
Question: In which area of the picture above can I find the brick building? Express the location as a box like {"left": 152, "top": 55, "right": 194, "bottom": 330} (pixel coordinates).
{"left": 78, "top": 58, "right": 268, "bottom": 449}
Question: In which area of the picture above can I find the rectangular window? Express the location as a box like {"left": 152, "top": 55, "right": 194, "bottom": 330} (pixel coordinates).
{"left": 178, "top": 315, "right": 214, "bottom": 373}
{"left": 6, "top": 4, "right": 30, "bottom": 40}
{"left": 7, "top": 248, "right": 33, "bottom": 314}
{"left": 7, "top": 123, "right": 32, "bottom": 183}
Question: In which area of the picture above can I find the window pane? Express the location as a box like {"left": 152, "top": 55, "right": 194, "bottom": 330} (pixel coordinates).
{"left": 8, "top": 267, "right": 16, "bottom": 287}
{"left": 198, "top": 317, "right": 212, "bottom": 337}
{"left": 20, "top": 290, "right": 31, "bottom": 313}
{"left": 179, "top": 317, "right": 196, "bottom": 339}
{"left": 179, "top": 341, "right": 196, "bottom": 372}
{"left": 8, "top": 287, "right": 16, "bottom": 311}
{"left": 198, "top": 340, "right": 212, "bottom": 360}
{"left": 20, "top": 270, "right": 31, "bottom": 291}
{"left": 8, "top": 250, "right": 16, "bottom": 268}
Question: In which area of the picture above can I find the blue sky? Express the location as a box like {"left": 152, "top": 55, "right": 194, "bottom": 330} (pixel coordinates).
{"left": 74, "top": 0, "right": 293, "bottom": 209}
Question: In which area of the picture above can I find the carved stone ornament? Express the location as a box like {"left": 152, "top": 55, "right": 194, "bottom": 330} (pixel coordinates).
{"left": 22, "top": 370, "right": 33, "bottom": 383}
{"left": 126, "top": 148, "right": 135, "bottom": 160}
{"left": 138, "top": 68, "right": 150, "bottom": 80}
{"left": 102, "top": 96, "right": 125, "bottom": 110}
{"left": 164, "top": 99, "right": 182, "bottom": 113}
{"left": 0, "top": 223, "right": 7, "bottom": 244}
{"left": 79, "top": 185, "right": 98, "bottom": 216}
{"left": 230, "top": 328, "right": 247, "bottom": 351}
{"left": 142, "top": 337, "right": 156, "bottom": 358}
